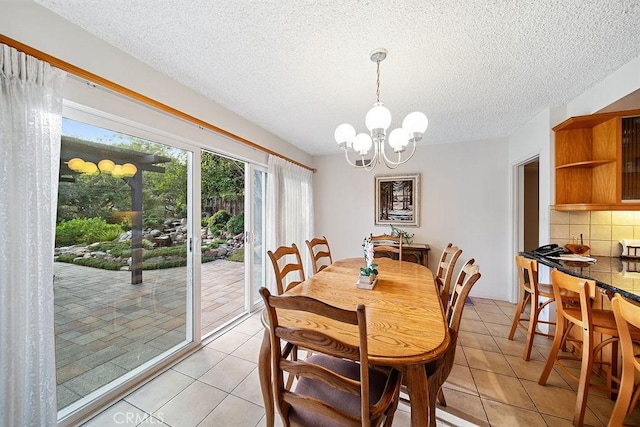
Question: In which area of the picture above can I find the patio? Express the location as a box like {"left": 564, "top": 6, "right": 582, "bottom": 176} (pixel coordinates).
{"left": 54, "top": 259, "right": 245, "bottom": 410}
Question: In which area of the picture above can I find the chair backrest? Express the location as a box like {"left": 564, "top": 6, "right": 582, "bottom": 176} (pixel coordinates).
{"left": 305, "top": 236, "right": 333, "bottom": 274}
{"left": 609, "top": 293, "right": 640, "bottom": 427}
{"left": 445, "top": 258, "right": 481, "bottom": 334}
{"left": 550, "top": 268, "right": 596, "bottom": 329}
{"left": 259, "top": 287, "right": 401, "bottom": 427}
{"left": 267, "top": 243, "right": 305, "bottom": 295}
{"left": 436, "top": 243, "right": 463, "bottom": 304}
{"left": 514, "top": 254, "right": 540, "bottom": 295}
{"left": 370, "top": 233, "right": 403, "bottom": 262}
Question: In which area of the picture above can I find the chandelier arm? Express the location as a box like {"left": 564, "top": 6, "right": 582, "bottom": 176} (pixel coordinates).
{"left": 380, "top": 139, "right": 417, "bottom": 167}
{"left": 343, "top": 149, "right": 365, "bottom": 168}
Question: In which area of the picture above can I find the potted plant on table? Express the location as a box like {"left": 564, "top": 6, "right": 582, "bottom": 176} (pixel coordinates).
{"left": 358, "top": 236, "right": 378, "bottom": 289}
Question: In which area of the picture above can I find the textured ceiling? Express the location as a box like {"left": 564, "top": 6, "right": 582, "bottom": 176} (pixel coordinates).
{"left": 34, "top": 0, "right": 640, "bottom": 155}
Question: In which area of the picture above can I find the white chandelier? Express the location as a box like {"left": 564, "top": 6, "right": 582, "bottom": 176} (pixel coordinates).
{"left": 334, "top": 48, "right": 428, "bottom": 170}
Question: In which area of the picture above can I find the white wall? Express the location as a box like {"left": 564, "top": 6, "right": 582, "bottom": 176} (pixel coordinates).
{"left": 313, "top": 138, "right": 511, "bottom": 300}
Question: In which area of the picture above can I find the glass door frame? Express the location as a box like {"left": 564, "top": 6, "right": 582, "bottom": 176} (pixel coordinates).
{"left": 245, "top": 164, "right": 267, "bottom": 311}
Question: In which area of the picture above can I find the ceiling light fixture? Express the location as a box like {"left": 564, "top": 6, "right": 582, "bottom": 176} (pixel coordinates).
{"left": 334, "top": 48, "right": 428, "bottom": 170}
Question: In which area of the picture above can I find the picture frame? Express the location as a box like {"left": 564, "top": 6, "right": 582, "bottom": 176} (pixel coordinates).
{"left": 374, "top": 173, "right": 420, "bottom": 226}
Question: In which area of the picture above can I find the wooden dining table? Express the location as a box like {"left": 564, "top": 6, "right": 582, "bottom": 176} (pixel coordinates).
{"left": 258, "top": 257, "right": 450, "bottom": 426}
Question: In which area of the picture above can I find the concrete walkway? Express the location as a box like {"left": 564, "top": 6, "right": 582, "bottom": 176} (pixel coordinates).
{"left": 54, "top": 259, "right": 244, "bottom": 410}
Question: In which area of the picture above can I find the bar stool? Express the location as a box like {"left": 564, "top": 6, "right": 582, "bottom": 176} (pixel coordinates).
{"left": 609, "top": 294, "right": 640, "bottom": 427}
{"left": 508, "top": 255, "right": 557, "bottom": 361}
{"left": 538, "top": 269, "right": 639, "bottom": 426}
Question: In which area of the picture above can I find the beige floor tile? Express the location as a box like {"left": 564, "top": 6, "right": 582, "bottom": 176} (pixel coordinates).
{"left": 494, "top": 300, "right": 516, "bottom": 308}
{"left": 437, "top": 387, "right": 489, "bottom": 426}
{"left": 231, "top": 334, "right": 263, "bottom": 363}
{"left": 473, "top": 303, "right": 505, "bottom": 314}
{"left": 453, "top": 345, "right": 467, "bottom": 366}
{"left": 124, "top": 369, "right": 193, "bottom": 413}
{"left": 198, "top": 354, "right": 256, "bottom": 393}
{"left": 541, "top": 414, "right": 578, "bottom": 426}
{"left": 470, "top": 297, "right": 498, "bottom": 305}
{"left": 481, "top": 399, "right": 546, "bottom": 426}
{"left": 520, "top": 379, "right": 603, "bottom": 426}
{"left": 459, "top": 319, "right": 491, "bottom": 335}
{"left": 461, "top": 309, "right": 482, "bottom": 321}
{"left": 504, "top": 354, "right": 570, "bottom": 389}
{"left": 82, "top": 400, "right": 150, "bottom": 426}
{"left": 484, "top": 322, "right": 525, "bottom": 341}
{"left": 458, "top": 331, "right": 500, "bottom": 352}
{"left": 492, "top": 336, "right": 545, "bottom": 361}
{"left": 231, "top": 313, "right": 263, "bottom": 336}
{"left": 476, "top": 311, "right": 514, "bottom": 326}
{"left": 171, "top": 346, "right": 225, "bottom": 379}
{"left": 463, "top": 347, "right": 516, "bottom": 377}
{"left": 155, "top": 380, "right": 227, "bottom": 427}
{"left": 198, "top": 394, "right": 264, "bottom": 427}
{"left": 206, "top": 329, "right": 253, "bottom": 354}
{"left": 471, "top": 369, "right": 535, "bottom": 410}
{"left": 231, "top": 367, "right": 266, "bottom": 407}
{"left": 443, "top": 364, "right": 478, "bottom": 396}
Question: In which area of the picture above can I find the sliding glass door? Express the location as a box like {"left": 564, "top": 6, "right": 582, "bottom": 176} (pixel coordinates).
{"left": 55, "top": 118, "right": 195, "bottom": 416}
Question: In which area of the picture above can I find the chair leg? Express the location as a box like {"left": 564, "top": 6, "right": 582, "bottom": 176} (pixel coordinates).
{"left": 437, "top": 388, "right": 446, "bottom": 407}
{"left": 429, "top": 386, "right": 438, "bottom": 427}
{"left": 609, "top": 362, "right": 634, "bottom": 427}
{"left": 508, "top": 290, "right": 528, "bottom": 340}
{"left": 523, "top": 293, "right": 539, "bottom": 361}
{"left": 539, "top": 311, "right": 565, "bottom": 386}
{"left": 574, "top": 328, "right": 594, "bottom": 427}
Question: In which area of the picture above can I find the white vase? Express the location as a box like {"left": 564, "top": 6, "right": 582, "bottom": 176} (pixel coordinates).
{"left": 357, "top": 273, "right": 378, "bottom": 289}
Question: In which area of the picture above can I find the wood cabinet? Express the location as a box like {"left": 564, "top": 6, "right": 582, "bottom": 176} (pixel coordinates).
{"left": 553, "top": 109, "right": 640, "bottom": 211}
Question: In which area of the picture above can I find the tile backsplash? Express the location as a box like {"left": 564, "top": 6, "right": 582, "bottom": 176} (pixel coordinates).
{"left": 549, "top": 210, "right": 640, "bottom": 257}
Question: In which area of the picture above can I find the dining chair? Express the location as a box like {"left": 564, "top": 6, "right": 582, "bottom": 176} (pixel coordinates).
{"left": 435, "top": 243, "right": 463, "bottom": 305}
{"left": 259, "top": 287, "right": 403, "bottom": 427}
{"left": 267, "top": 243, "right": 305, "bottom": 295}
{"left": 424, "top": 258, "right": 481, "bottom": 427}
{"left": 508, "top": 254, "right": 558, "bottom": 361}
{"left": 609, "top": 293, "right": 640, "bottom": 427}
{"left": 305, "top": 236, "right": 333, "bottom": 274}
{"left": 370, "top": 233, "right": 403, "bottom": 262}
{"left": 538, "top": 269, "right": 640, "bottom": 426}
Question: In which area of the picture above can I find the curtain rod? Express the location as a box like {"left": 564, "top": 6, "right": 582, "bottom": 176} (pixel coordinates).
{"left": 0, "top": 34, "right": 316, "bottom": 172}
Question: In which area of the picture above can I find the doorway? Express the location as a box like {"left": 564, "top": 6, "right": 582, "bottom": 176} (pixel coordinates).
{"left": 523, "top": 160, "right": 540, "bottom": 252}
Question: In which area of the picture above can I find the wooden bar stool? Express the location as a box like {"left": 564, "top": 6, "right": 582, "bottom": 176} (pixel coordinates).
{"left": 508, "top": 255, "right": 557, "bottom": 360}
{"left": 538, "top": 269, "right": 639, "bottom": 426}
{"left": 609, "top": 294, "right": 640, "bottom": 427}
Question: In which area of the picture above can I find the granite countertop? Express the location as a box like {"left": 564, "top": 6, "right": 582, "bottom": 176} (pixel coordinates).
{"left": 522, "top": 252, "right": 640, "bottom": 302}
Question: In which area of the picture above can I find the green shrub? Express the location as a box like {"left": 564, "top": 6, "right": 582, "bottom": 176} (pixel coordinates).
{"left": 226, "top": 214, "right": 244, "bottom": 235}
{"left": 143, "top": 207, "right": 165, "bottom": 229}
{"left": 92, "top": 241, "right": 131, "bottom": 257}
{"left": 143, "top": 258, "right": 186, "bottom": 270}
{"left": 143, "top": 246, "right": 186, "bottom": 259}
{"left": 72, "top": 257, "right": 123, "bottom": 270}
{"left": 208, "top": 210, "right": 231, "bottom": 234}
{"left": 226, "top": 248, "right": 244, "bottom": 262}
{"left": 55, "top": 218, "right": 123, "bottom": 247}
{"left": 55, "top": 254, "right": 77, "bottom": 263}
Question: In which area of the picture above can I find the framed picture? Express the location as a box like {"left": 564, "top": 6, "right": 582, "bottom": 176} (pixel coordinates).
{"left": 375, "top": 173, "right": 420, "bottom": 226}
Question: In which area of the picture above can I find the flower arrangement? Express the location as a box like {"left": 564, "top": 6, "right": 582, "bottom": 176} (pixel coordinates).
{"left": 390, "top": 224, "right": 414, "bottom": 245}
{"left": 360, "top": 236, "right": 378, "bottom": 277}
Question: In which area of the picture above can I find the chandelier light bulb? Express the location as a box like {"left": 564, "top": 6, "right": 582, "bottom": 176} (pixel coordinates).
{"left": 388, "top": 128, "right": 409, "bottom": 151}
{"left": 365, "top": 102, "right": 392, "bottom": 132}
{"left": 353, "top": 133, "right": 373, "bottom": 155}
{"left": 334, "top": 123, "right": 356, "bottom": 147}
{"left": 402, "top": 111, "right": 429, "bottom": 134}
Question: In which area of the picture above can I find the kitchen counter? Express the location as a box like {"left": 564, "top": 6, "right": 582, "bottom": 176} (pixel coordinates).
{"left": 522, "top": 252, "right": 640, "bottom": 302}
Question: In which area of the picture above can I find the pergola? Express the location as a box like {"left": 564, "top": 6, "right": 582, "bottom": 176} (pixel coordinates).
{"left": 59, "top": 136, "right": 170, "bottom": 284}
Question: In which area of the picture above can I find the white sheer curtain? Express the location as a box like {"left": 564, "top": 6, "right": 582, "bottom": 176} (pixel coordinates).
{"left": 267, "top": 155, "right": 314, "bottom": 288}
{"left": 0, "top": 44, "right": 66, "bottom": 426}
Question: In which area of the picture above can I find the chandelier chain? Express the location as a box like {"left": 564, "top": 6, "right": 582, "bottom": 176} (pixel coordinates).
{"left": 375, "top": 59, "right": 381, "bottom": 103}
